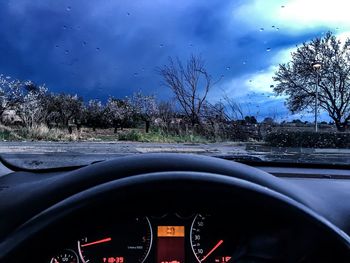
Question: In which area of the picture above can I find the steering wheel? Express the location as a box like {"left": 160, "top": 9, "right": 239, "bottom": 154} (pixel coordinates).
{"left": 0, "top": 153, "right": 349, "bottom": 262}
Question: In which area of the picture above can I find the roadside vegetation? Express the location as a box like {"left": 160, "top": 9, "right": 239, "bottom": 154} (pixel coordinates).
{"left": 1, "top": 32, "right": 350, "bottom": 147}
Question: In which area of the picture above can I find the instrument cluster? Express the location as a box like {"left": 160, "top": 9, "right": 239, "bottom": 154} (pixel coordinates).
{"left": 48, "top": 213, "right": 248, "bottom": 263}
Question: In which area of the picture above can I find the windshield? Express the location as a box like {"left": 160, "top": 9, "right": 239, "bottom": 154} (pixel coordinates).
{"left": 1, "top": 0, "right": 350, "bottom": 169}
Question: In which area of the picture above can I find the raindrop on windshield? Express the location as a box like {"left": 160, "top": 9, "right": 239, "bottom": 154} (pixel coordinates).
{"left": 66, "top": 6, "right": 71, "bottom": 11}
{"left": 127, "top": 12, "right": 131, "bottom": 16}
{"left": 270, "top": 85, "right": 274, "bottom": 88}
{"left": 55, "top": 45, "right": 59, "bottom": 48}
{"left": 96, "top": 47, "right": 100, "bottom": 51}
{"left": 160, "top": 44, "right": 164, "bottom": 48}
{"left": 272, "top": 25, "right": 275, "bottom": 28}
{"left": 134, "top": 72, "right": 139, "bottom": 77}
{"left": 226, "top": 66, "right": 231, "bottom": 70}
{"left": 63, "top": 25, "right": 67, "bottom": 30}
{"left": 65, "top": 50, "right": 69, "bottom": 54}
{"left": 249, "top": 79, "right": 252, "bottom": 82}
{"left": 281, "top": 5, "right": 285, "bottom": 8}
{"left": 260, "top": 28, "right": 264, "bottom": 31}
{"left": 242, "top": 61, "right": 247, "bottom": 65}
{"left": 266, "top": 48, "right": 271, "bottom": 52}
{"left": 82, "top": 41, "right": 87, "bottom": 46}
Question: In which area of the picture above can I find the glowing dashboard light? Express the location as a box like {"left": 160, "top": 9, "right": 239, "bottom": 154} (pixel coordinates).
{"left": 201, "top": 240, "right": 224, "bottom": 262}
{"left": 81, "top": 237, "right": 112, "bottom": 247}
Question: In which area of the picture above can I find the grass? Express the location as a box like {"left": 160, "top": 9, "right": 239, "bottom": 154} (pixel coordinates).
{"left": 117, "top": 129, "right": 209, "bottom": 143}
{"left": 0, "top": 124, "right": 80, "bottom": 141}
{"left": 0, "top": 125, "right": 210, "bottom": 143}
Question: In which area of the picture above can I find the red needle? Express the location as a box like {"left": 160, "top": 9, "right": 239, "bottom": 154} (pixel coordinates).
{"left": 201, "top": 239, "right": 224, "bottom": 262}
{"left": 81, "top": 237, "right": 112, "bottom": 247}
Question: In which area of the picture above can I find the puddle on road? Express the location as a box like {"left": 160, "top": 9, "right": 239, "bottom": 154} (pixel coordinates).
{"left": 135, "top": 147, "right": 210, "bottom": 153}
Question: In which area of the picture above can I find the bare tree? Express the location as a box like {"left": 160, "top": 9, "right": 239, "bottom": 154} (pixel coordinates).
{"left": 157, "top": 101, "right": 175, "bottom": 131}
{"left": 222, "top": 94, "right": 244, "bottom": 121}
{"left": 201, "top": 101, "right": 228, "bottom": 138}
{"left": 158, "top": 54, "right": 213, "bottom": 126}
{"left": 202, "top": 101, "right": 227, "bottom": 123}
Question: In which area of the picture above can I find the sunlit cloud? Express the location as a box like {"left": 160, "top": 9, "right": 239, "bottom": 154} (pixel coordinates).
{"left": 234, "top": 0, "right": 350, "bottom": 33}
{"left": 218, "top": 45, "right": 295, "bottom": 97}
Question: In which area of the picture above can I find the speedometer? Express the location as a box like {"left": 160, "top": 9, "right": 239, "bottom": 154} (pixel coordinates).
{"left": 78, "top": 216, "right": 152, "bottom": 263}
{"left": 190, "top": 214, "right": 236, "bottom": 263}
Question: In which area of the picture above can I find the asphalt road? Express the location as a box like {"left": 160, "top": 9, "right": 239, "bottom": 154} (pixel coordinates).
{"left": 0, "top": 141, "right": 349, "bottom": 169}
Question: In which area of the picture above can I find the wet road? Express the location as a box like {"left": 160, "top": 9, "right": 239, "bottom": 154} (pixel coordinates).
{"left": 0, "top": 141, "right": 349, "bottom": 169}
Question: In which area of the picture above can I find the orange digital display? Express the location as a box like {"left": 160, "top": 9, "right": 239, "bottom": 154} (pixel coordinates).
{"left": 157, "top": 226, "right": 185, "bottom": 263}
{"left": 157, "top": 226, "right": 185, "bottom": 237}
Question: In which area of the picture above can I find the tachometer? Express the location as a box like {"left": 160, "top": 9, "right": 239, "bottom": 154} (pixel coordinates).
{"left": 78, "top": 216, "right": 152, "bottom": 263}
{"left": 190, "top": 214, "right": 235, "bottom": 263}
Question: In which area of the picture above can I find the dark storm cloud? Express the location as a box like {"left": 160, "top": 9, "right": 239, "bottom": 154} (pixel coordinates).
{"left": 0, "top": 0, "right": 326, "bottom": 120}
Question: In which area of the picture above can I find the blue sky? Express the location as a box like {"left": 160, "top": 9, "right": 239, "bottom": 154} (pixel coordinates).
{"left": 1, "top": 0, "right": 349, "bottom": 121}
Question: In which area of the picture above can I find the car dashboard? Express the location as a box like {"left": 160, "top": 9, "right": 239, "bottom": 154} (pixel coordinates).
{"left": 43, "top": 210, "right": 347, "bottom": 263}
{"left": 0, "top": 154, "right": 350, "bottom": 262}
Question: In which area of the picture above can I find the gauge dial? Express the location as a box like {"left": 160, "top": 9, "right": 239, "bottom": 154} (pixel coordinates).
{"left": 78, "top": 216, "right": 152, "bottom": 263}
{"left": 190, "top": 214, "right": 237, "bottom": 263}
{"left": 50, "top": 249, "right": 78, "bottom": 263}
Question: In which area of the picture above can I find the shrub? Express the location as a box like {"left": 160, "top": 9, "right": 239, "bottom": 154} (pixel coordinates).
{"left": 18, "top": 124, "right": 80, "bottom": 141}
{"left": 117, "top": 130, "right": 142, "bottom": 141}
{"left": 0, "top": 125, "right": 23, "bottom": 141}
{"left": 265, "top": 130, "right": 350, "bottom": 148}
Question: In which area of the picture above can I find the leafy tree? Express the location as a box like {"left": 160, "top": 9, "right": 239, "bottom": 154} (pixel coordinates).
{"left": 85, "top": 99, "right": 105, "bottom": 131}
{"left": 45, "top": 93, "right": 83, "bottom": 132}
{"left": 105, "top": 97, "right": 132, "bottom": 133}
{"left": 130, "top": 92, "right": 158, "bottom": 133}
{"left": 262, "top": 117, "right": 274, "bottom": 125}
{"left": 273, "top": 32, "right": 350, "bottom": 131}
{"left": 244, "top": 116, "right": 257, "bottom": 124}
{"left": 18, "top": 82, "right": 48, "bottom": 127}
{"left": 0, "top": 76, "right": 49, "bottom": 127}
{"left": 0, "top": 75, "right": 26, "bottom": 118}
{"left": 291, "top": 119, "right": 303, "bottom": 124}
